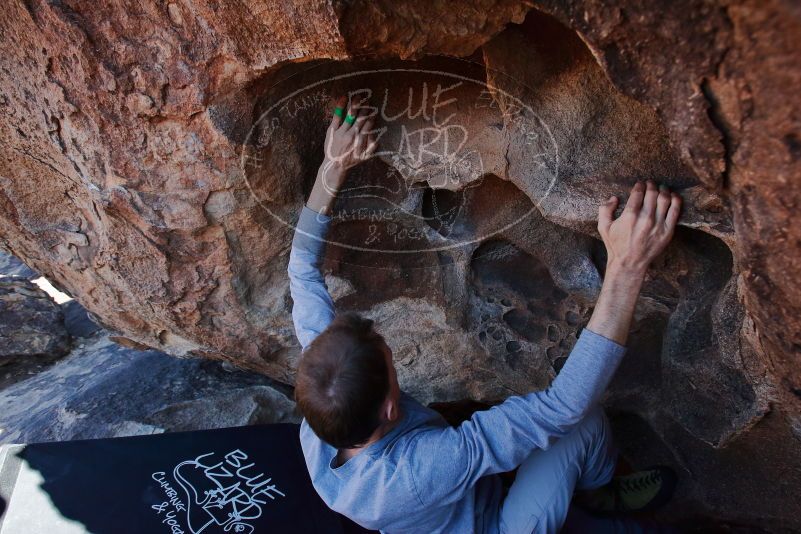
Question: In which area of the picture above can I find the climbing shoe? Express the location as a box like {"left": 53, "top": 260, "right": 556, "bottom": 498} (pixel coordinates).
{"left": 575, "top": 466, "right": 677, "bottom": 514}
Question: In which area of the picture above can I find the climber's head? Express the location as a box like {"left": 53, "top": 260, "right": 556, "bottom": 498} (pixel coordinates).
{"left": 295, "top": 312, "right": 401, "bottom": 449}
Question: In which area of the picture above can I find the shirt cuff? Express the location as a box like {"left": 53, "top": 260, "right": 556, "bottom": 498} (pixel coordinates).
{"left": 548, "top": 326, "right": 628, "bottom": 404}
{"left": 578, "top": 327, "right": 627, "bottom": 356}
{"left": 291, "top": 205, "right": 332, "bottom": 257}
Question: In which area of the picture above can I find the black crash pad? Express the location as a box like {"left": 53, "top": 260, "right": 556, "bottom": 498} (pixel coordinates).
{"left": 0, "top": 424, "right": 372, "bottom": 533}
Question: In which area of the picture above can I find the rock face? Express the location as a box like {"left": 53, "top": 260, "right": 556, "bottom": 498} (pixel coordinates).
{"left": 0, "top": 251, "right": 298, "bottom": 444}
{"left": 0, "top": 278, "right": 69, "bottom": 367}
{"left": 0, "top": 254, "right": 37, "bottom": 280}
{"left": 0, "top": 333, "right": 298, "bottom": 444}
{"left": 0, "top": 0, "right": 800, "bottom": 528}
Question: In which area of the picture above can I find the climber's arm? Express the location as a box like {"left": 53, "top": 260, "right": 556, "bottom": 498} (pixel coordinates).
{"left": 587, "top": 180, "right": 682, "bottom": 345}
{"left": 287, "top": 96, "right": 377, "bottom": 350}
{"left": 288, "top": 206, "right": 336, "bottom": 350}
{"left": 405, "top": 181, "right": 682, "bottom": 505}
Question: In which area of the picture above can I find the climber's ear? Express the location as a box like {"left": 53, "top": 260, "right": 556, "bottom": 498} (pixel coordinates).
{"left": 384, "top": 395, "right": 400, "bottom": 423}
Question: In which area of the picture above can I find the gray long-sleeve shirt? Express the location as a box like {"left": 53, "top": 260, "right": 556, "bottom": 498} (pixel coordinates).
{"left": 288, "top": 206, "right": 627, "bottom": 533}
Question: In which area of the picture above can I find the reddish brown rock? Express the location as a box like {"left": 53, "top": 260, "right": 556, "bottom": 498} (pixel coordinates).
{"left": 532, "top": 0, "right": 801, "bottom": 416}
{"left": 1, "top": 0, "right": 800, "bottom": 527}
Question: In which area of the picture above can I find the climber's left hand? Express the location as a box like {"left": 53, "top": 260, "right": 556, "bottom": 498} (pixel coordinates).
{"left": 322, "top": 95, "right": 377, "bottom": 177}
{"left": 305, "top": 96, "right": 378, "bottom": 215}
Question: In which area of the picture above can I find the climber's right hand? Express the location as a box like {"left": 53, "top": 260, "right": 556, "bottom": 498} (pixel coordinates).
{"left": 597, "top": 180, "right": 682, "bottom": 276}
{"left": 585, "top": 180, "right": 682, "bottom": 345}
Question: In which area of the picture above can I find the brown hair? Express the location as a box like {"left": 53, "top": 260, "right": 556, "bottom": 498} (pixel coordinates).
{"left": 295, "top": 312, "right": 390, "bottom": 449}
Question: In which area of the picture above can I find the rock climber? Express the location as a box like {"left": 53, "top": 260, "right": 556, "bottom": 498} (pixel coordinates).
{"left": 287, "top": 96, "right": 682, "bottom": 533}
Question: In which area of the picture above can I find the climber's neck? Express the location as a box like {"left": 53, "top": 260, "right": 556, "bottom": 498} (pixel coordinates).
{"left": 334, "top": 414, "right": 403, "bottom": 466}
